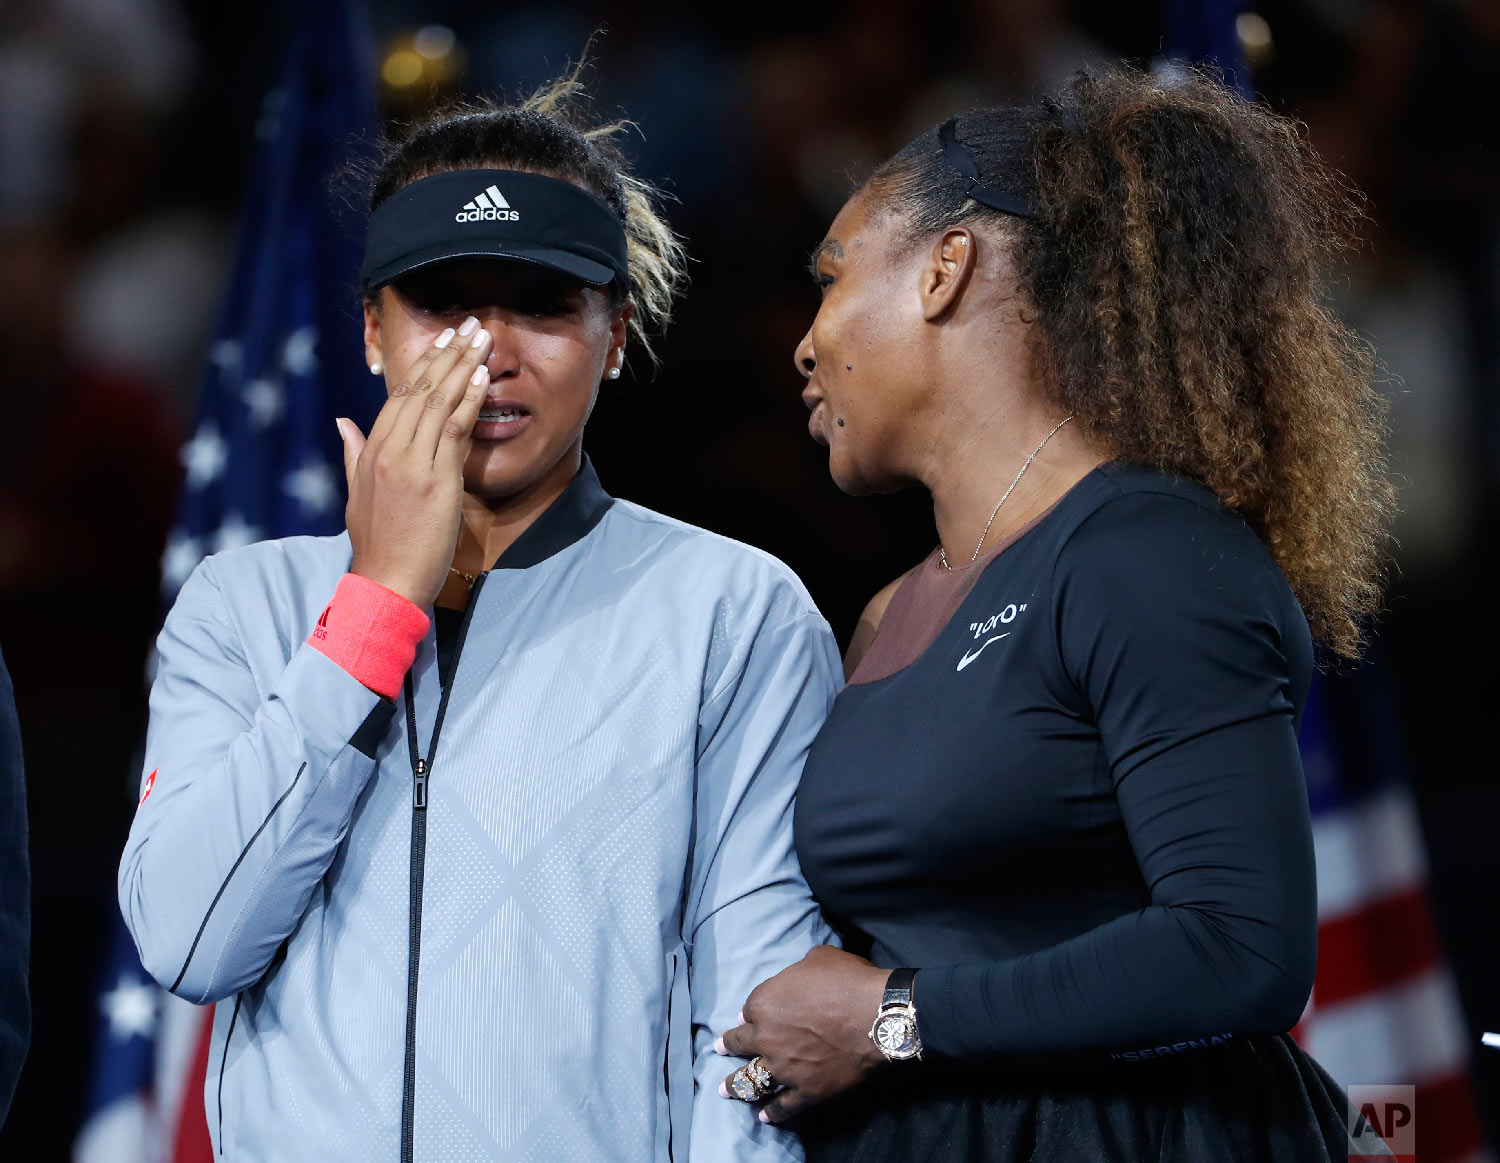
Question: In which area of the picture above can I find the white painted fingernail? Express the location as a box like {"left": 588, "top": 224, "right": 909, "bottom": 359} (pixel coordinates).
{"left": 715, "top": 1036, "right": 727, "bottom": 1055}
{"left": 457, "top": 316, "right": 478, "bottom": 336}
{"left": 738, "top": 1011, "right": 746, "bottom": 1025}
{"left": 718, "top": 1081, "right": 729, "bottom": 1099}
{"left": 758, "top": 1110, "right": 771, "bottom": 1124}
{"left": 434, "top": 328, "right": 456, "bottom": 348}
{"left": 471, "top": 366, "right": 488, "bottom": 386}
{"left": 470, "top": 327, "right": 490, "bottom": 348}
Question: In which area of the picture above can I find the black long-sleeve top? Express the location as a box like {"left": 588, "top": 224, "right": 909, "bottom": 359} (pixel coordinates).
{"left": 794, "top": 461, "right": 1318, "bottom": 1061}
{"left": 0, "top": 647, "right": 30, "bottom": 1121}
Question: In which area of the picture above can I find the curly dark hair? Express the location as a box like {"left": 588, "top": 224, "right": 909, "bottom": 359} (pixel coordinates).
{"left": 868, "top": 68, "right": 1392, "bottom": 659}
{"left": 359, "top": 65, "right": 687, "bottom": 366}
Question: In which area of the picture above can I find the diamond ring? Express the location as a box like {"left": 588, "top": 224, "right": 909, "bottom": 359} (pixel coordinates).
{"left": 728, "top": 1056, "right": 777, "bottom": 1102}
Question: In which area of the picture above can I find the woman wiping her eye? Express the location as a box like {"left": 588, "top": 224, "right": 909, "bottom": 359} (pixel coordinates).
{"left": 120, "top": 68, "right": 841, "bottom": 1163}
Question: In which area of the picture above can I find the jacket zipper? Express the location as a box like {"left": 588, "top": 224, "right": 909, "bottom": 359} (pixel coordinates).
{"left": 399, "top": 574, "right": 486, "bottom": 1163}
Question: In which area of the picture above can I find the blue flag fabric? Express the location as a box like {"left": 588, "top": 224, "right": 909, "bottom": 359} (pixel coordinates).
{"left": 76, "top": 4, "right": 377, "bottom": 1158}
{"left": 1161, "top": 0, "right": 1252, "bottom": 96}
{"left": 80, "top": 908, "right": 160, "bottom": 1123}
{"left": 163, "top": 1, "right": 379, "bottom": 595}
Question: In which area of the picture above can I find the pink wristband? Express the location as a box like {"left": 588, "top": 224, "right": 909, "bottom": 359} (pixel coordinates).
{"left": 307, "top": 573, "right": 430, "bottom": 699}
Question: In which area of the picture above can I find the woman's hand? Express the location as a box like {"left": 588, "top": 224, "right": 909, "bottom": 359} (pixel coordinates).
{"left": 339, "top": 319, "right": 492, "bottom": 608}
{"left": 717, "top": 945, "right": 891, "bottom": 1123}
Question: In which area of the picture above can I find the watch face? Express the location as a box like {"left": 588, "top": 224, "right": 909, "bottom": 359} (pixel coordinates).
{"left": 874, "top": 1013, "right": 919, "bottom": 1057}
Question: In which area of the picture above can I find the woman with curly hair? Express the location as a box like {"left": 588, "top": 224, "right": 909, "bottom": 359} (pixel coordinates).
{"left": 120, "top": 71, "right": 841, "bottom": 1161}
{"left": 715, "top": 68, "right": 1393, "bottom": 1161}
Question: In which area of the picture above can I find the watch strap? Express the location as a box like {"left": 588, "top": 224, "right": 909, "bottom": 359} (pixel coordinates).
{"left": 882, "top": 967, "right": 917, "bottom": 1009}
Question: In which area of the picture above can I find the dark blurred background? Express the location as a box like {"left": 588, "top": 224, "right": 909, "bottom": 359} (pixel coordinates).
{"left": 0, "top": 0, "right": 1497, "bottom": 1158}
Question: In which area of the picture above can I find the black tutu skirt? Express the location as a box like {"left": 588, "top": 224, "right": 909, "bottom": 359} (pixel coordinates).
{"left": 796, "top": 1035, "right": 1389, "bottom": 1162}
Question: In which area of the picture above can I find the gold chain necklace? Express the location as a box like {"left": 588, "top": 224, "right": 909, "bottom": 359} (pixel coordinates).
{"left": 448, "top": 565, "right": 478, "bottom": 585}
{"left": 938, "top": 415, "right": 1075, "bottom": 571}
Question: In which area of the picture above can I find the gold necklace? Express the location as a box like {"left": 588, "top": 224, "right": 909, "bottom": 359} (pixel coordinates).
{"left": 938, "top": 415, "right": 1075, "bottom": 571}
{"left": 448, "top": 565, "right": 478, "bottom": 585}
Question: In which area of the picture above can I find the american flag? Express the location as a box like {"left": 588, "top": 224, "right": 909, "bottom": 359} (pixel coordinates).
{"left": 1293, "top": 670, "right": 1492, "bottom": 1163}
{"left": 74, "top": 3, "right": 377, "bottom": 1158}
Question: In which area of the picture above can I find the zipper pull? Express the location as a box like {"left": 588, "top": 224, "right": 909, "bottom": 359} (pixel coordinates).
{"left": 413, "top": 757, "right": 429, "bottom": 810}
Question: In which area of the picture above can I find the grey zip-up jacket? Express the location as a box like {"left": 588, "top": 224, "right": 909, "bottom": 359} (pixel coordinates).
{"left": 120, "top": 459, "right": 841, "bottom": 1162}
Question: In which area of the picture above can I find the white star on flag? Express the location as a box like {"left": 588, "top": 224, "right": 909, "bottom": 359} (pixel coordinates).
{"left": 181, "top": 423, "right": 228, "bottom": 487}
{"left": 161, "top": 532, "right": 203, "bottom": 593}
{"left": 211, "top": 512, "right": 261, "bottom": 554}
{"left": 101, "top": 974, "right": 158, "bottom": 1042}
{"left": 283, "top": 325, "right": 318, "bottom": 376}
{"left": 209, "top": 338, "right": 243, "bottom": 370}
{"left": 242, "top": 378, "right": 284, "bottom": 427}
{"left": 284, "top": 459, "right": 339, "bottom": 515}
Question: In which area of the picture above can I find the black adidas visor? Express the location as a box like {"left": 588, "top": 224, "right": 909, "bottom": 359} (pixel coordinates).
{"left": 359, "top": 169, "right": 630, "bottom": 294}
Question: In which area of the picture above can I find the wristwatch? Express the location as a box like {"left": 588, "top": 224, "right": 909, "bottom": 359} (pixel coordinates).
{"left": 868, "top": 967, "right": 922, "bottom": 1061}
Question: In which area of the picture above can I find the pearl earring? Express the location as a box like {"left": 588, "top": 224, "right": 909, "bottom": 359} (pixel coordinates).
{"left": 608, "top": 367, "right": 621, "bottom": 380}
{"left": 370, "top": 362, "right": 383, "bottom": 376}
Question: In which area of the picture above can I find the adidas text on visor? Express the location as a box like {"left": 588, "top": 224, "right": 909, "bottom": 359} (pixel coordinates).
{"left": 359, "top": 169, "right": 630, "bottom": 294}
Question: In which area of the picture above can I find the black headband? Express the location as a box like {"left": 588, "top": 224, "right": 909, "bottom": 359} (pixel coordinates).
{"left": 359, "top": 169, "right": 630, "bottom": 294}
{"left": 936, "top": 118, "right": 1035, "bottom": 220}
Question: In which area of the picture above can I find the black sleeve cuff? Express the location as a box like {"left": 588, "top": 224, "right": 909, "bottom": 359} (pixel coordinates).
{"left": 350, "top": 699, "right": 397, "bottom": 759}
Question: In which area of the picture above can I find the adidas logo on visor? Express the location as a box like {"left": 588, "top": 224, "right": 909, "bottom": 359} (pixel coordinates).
{"left": 455, "top": 184, "right": 520, "bottom": 223}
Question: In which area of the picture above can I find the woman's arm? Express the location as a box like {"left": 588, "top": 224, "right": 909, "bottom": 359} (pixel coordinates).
{"left": 121, "top": 322, "right": 492, "bottom": 1005}
{"left": 118, "top": 562, "right": 426, "bottom": 1004}
{"left": 684, "top": 601, "right": 843, "bottom": 1161}
{"left": 920, "top": 718, "right": 1316, "bottom": 1057}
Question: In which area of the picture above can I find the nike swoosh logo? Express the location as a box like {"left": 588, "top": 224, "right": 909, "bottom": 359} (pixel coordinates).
{"left": 956, "top": 632, "right": 1010, "bottom": 672}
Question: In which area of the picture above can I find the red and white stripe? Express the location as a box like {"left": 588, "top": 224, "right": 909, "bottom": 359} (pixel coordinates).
{"left": 1293, "top": 785, "right": 1491, "bottom": 1163}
